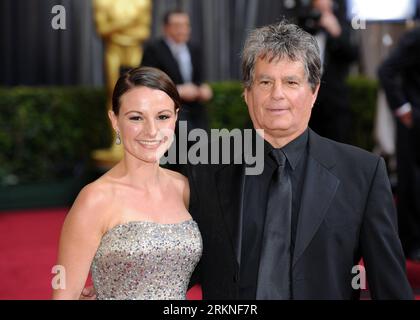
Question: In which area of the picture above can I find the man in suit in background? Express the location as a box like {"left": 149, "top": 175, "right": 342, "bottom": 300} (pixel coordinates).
{"left": 187, "top": 21, "right": 412, "bottom": 299}
{"left": 141, "top": 9, "right": 212, "bottom": 135}
{"left": 378, "top": 26, "right": 420, "bottom": 261}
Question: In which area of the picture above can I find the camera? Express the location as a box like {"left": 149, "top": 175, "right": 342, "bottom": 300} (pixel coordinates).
{"left": 297, "top": 8, "right": 322, "bottom": 35}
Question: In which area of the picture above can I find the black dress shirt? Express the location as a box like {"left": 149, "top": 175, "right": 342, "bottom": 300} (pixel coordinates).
{"left": 239, "top": 129, "right": 309, "bottom": 299}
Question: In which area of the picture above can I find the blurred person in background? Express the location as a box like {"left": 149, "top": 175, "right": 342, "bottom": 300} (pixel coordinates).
{"left": 300, "top": 0, "right": 358, "bottom": 144}
{"left": 378, "top": 26, "right": 420, "bottom": 261}
{"left": 141, "top": 9, "right": 212, "bottom": 135}
{"left": 141, "top": 9, "right": 212, "bottom": 171}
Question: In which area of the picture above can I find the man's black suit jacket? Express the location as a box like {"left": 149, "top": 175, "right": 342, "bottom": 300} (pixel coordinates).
{"left": 378, "top": 27, "right": 420, "bottom": 113}
{"left": 378, "top": 27, "right": 420, "bottom": 164}
{"left": 186, "top": 129, "right": 413, "bottom": 299}
{"left": 141, "top": 38, "right": 203, "bottom": 86}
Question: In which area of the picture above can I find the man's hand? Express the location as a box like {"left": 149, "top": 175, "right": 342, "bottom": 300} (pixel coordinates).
{"left": 197, "top": 83, "right": 213, "bottom": 102}
{"left": 398, "top": 110, "right": 413, "bottom": 128}
{"left": 80, "top": 285, "right": 97, "bottom": 300}
{"left": 319, "top": 12, "right": 342, "bottom": 38}
{"left": 177, "top": 84, "right": 200, "bottom": 102}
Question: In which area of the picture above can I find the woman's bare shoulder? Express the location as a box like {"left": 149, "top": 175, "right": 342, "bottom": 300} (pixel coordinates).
{"left": 75, "top": 178, "right": 113, "bottom": 209}
{"left": 162, "top": 168, "right": 190, "bottom": 208}
{"left": 163, "top": 168, "right": 189, "bottom": 189}
{"left": 65, "top": 177, "right": 115, "bottom": 233}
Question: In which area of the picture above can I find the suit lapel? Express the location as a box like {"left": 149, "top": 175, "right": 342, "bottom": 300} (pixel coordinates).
{"left": 159, "top": 39, "right": 184, "bottom": 84}
{"left": 215, "top": 163, "right": 245, "bottom": 266}
{"left": 211, "top": 130, "right": 340, "bottom": 268}
{"left": 292, "top": 130, "right": 340, "bottom": 267}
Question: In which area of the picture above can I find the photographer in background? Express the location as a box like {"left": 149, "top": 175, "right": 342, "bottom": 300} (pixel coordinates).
{"left": 299, "top": 0, "right": 358, "bottom": 144}
{"left": 378, "top": 26, "right": 420, "bottom": 261}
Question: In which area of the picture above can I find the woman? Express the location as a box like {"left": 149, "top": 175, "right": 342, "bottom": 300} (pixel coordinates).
{"left": 52, "top": 67, "right": 202, "bottom": 300}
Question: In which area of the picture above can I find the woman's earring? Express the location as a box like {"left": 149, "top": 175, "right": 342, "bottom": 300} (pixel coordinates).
{"left": 115, "top": 131, "right": 121, "bottom": 145}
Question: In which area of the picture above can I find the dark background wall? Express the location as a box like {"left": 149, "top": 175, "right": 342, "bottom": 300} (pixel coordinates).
{"left": 0, "top": 0, "right": 311, "bottom": 86}
{"left": 0, "top": 0, "right": 104, "bottom": 86}
{"left": 0, "top": 0, "right": 414, "bottom": 86}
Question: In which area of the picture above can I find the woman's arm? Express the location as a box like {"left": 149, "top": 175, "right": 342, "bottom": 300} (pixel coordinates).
{"left": 52, "top": 184, "right": 107, "bottom": 299}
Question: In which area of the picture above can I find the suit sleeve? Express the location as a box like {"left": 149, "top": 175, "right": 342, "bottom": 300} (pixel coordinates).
{"left": 360, "top": 157, "right": 413, "bottom": 299}
{"left": 141, "top": 43, "right": 160, "bottom": 69}
{"left": 377, "top": 29, "right": 420, "bottom": 111}
{"left": 186, "top": 164, "right": 202, "bottom": 289}
{"left": 190, "top": 44, "right": 203, "bottom": 85}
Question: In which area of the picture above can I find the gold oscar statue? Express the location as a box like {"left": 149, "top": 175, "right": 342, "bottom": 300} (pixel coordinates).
{"left": 92, "top": 0, "right": 152, "bottom": 168}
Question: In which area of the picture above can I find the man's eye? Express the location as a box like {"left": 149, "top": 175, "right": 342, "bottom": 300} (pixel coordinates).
{"left": 158, "top": 114, "right": 170, "bottom": 120}
{"left": 288, "top": 81, "right": 299, "bottom": 86}
{"left": 260, "top": 81, "right": 271, "bottom": 86}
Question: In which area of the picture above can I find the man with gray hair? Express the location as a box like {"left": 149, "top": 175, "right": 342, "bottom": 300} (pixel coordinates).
{"left": 186, "top": 21, "right": 413, "bottom": 299}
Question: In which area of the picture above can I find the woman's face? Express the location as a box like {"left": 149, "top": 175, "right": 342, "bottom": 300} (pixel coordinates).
{"left": 109, "top": 86, "right": 178, "bottom": 163}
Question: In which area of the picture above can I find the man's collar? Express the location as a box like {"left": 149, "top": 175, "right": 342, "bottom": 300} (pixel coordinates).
{"left": 164, "top": 37, "right": 187, "bottom": 50}
{"left": 266, "top": 129, "right": 309, "bottom": 170}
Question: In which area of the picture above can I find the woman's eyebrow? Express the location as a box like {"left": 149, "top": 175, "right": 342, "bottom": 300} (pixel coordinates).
{"left": 158, "top": 109, "right": 174, "bottom": 113}
{"left": 124, "top": 110, "right": 143, "bottom": 116}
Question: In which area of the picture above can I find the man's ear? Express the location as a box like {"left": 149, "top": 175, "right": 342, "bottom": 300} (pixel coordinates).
{"left": 311, "top": 84, "right": 320, "bottom": 106}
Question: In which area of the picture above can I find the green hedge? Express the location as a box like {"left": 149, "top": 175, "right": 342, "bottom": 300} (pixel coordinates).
{"left": 206, "top": 81, "right": 252, "bottom": 130}
{"left": 0, "top": 77, "right": 377, "bottom": 187}
{"left": 346, "top": 76, "right": 378, "bottom": 151}
{"left": 0, "top": 87, "right": 111, "bottom": 187}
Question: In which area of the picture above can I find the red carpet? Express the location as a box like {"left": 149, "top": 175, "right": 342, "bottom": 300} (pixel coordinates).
{"left": 0, "top": 208, "right": 418, "bottom": 300}
{"left": 0, "top": 208, "right": 66, "bottom": 300}
{"left": 0, "top": 208, "right": 201, "bottom": 300}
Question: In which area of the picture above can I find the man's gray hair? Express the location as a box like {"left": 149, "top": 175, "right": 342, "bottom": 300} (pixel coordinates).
{"left": 241, "top": 21, "right": 321, "bottom": 92}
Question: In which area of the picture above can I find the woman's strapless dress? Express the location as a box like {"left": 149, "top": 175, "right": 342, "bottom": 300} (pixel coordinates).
{"left": 90, "top": 219, "right": 202, "bottom": 300}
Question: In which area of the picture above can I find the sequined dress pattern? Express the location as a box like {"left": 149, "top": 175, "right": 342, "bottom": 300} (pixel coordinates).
{"left": 91, "top": 219, "right": 202, "bottom": 300}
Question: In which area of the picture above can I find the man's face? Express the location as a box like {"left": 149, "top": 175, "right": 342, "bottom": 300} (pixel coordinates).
{"left": 244, "top": 57, "right": 319, "bottom": 146}
{"left": 164, "top": 13, "right": 191, "bottom": 44}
